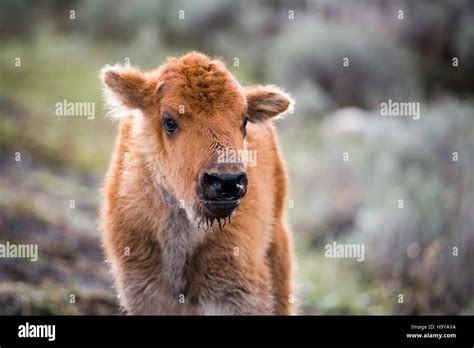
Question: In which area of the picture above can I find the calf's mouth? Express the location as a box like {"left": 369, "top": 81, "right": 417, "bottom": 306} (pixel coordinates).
{"left": 196, "top": 198, "right": 240, "bottom": 230}
{"left": 204, "top": 198, "right": 240, "bottom": 217}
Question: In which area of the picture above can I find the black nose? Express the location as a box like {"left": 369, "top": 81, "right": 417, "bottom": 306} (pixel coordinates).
{"left": 201, "top": 172, "right": 247, "bottom": 201}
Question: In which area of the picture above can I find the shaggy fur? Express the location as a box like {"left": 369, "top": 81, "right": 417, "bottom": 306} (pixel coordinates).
{"left": 99, "top": 52, "right": 294, "bottom": 315}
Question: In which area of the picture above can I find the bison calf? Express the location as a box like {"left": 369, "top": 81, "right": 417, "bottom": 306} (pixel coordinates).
{"left": 100, "top": 52, "right": 294, "bottom": 315}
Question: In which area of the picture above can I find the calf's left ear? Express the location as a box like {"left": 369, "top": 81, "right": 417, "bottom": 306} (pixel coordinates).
{"left": 100, "top": 65, "right": 156, "bottom": 118}
{"left": 245, "top": 85, "right": 294, "bottom": 122}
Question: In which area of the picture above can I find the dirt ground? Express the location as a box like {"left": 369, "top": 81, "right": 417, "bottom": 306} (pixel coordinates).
{"left": 0, "top": 134, "right": 120, "bottom": 314}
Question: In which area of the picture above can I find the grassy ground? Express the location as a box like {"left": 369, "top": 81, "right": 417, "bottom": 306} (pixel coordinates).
{"left": 0, "top": 32, "right": 120, "bottom": 314}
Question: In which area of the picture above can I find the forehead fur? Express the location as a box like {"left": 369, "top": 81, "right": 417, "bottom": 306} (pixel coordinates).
{"left": 158, "top": 52, "right": 245, "bottom": 113}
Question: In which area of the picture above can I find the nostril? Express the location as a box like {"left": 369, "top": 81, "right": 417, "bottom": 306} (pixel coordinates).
{"left": 203, "top": 173, "right": 222, "bottom": 191}
{"left": 234, "top": 172, "right": 247, "bottom": 199}
{"left": 235, "top": 172, "right": 247, "bottom": 192}
{"left": 236, "top": 172, "right": 247, "bottom": 186}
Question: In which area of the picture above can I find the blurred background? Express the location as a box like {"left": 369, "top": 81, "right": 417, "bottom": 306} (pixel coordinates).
{"left": 0, "top": 0, "right": 473, "bottom": 314}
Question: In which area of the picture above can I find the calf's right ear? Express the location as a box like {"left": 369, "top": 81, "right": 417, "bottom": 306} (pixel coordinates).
{"left": 100, "top": 65, "right": 156, "bottom": 118}
{"left": 245, "top": 85, "right": 294, "bottom": 122}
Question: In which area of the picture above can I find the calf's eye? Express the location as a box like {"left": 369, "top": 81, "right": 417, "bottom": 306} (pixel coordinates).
{"left": 241, "top": 115, "right": 249, "bottom": 136}
{"left": 242, "top": 116, "right": 249, "bottom": 128}
{"left": 163, "top": 115, "right": 178, "bottom": 134}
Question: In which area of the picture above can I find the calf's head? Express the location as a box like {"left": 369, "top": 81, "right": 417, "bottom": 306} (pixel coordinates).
{"left": 101, "top": 52, "right": 293, "bottom": 228}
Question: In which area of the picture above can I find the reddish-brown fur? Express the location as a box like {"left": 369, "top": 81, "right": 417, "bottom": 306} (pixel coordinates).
{"left": 100, "top": 52, "right": 294, "bottom": 315}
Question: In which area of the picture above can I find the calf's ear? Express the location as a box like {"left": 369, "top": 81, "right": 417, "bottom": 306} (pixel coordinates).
{"left": 245, "top": 85, "right": 294, "bottom": 122}
{"left": 100, "top": 65, "right": 156, "bottom": 118}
